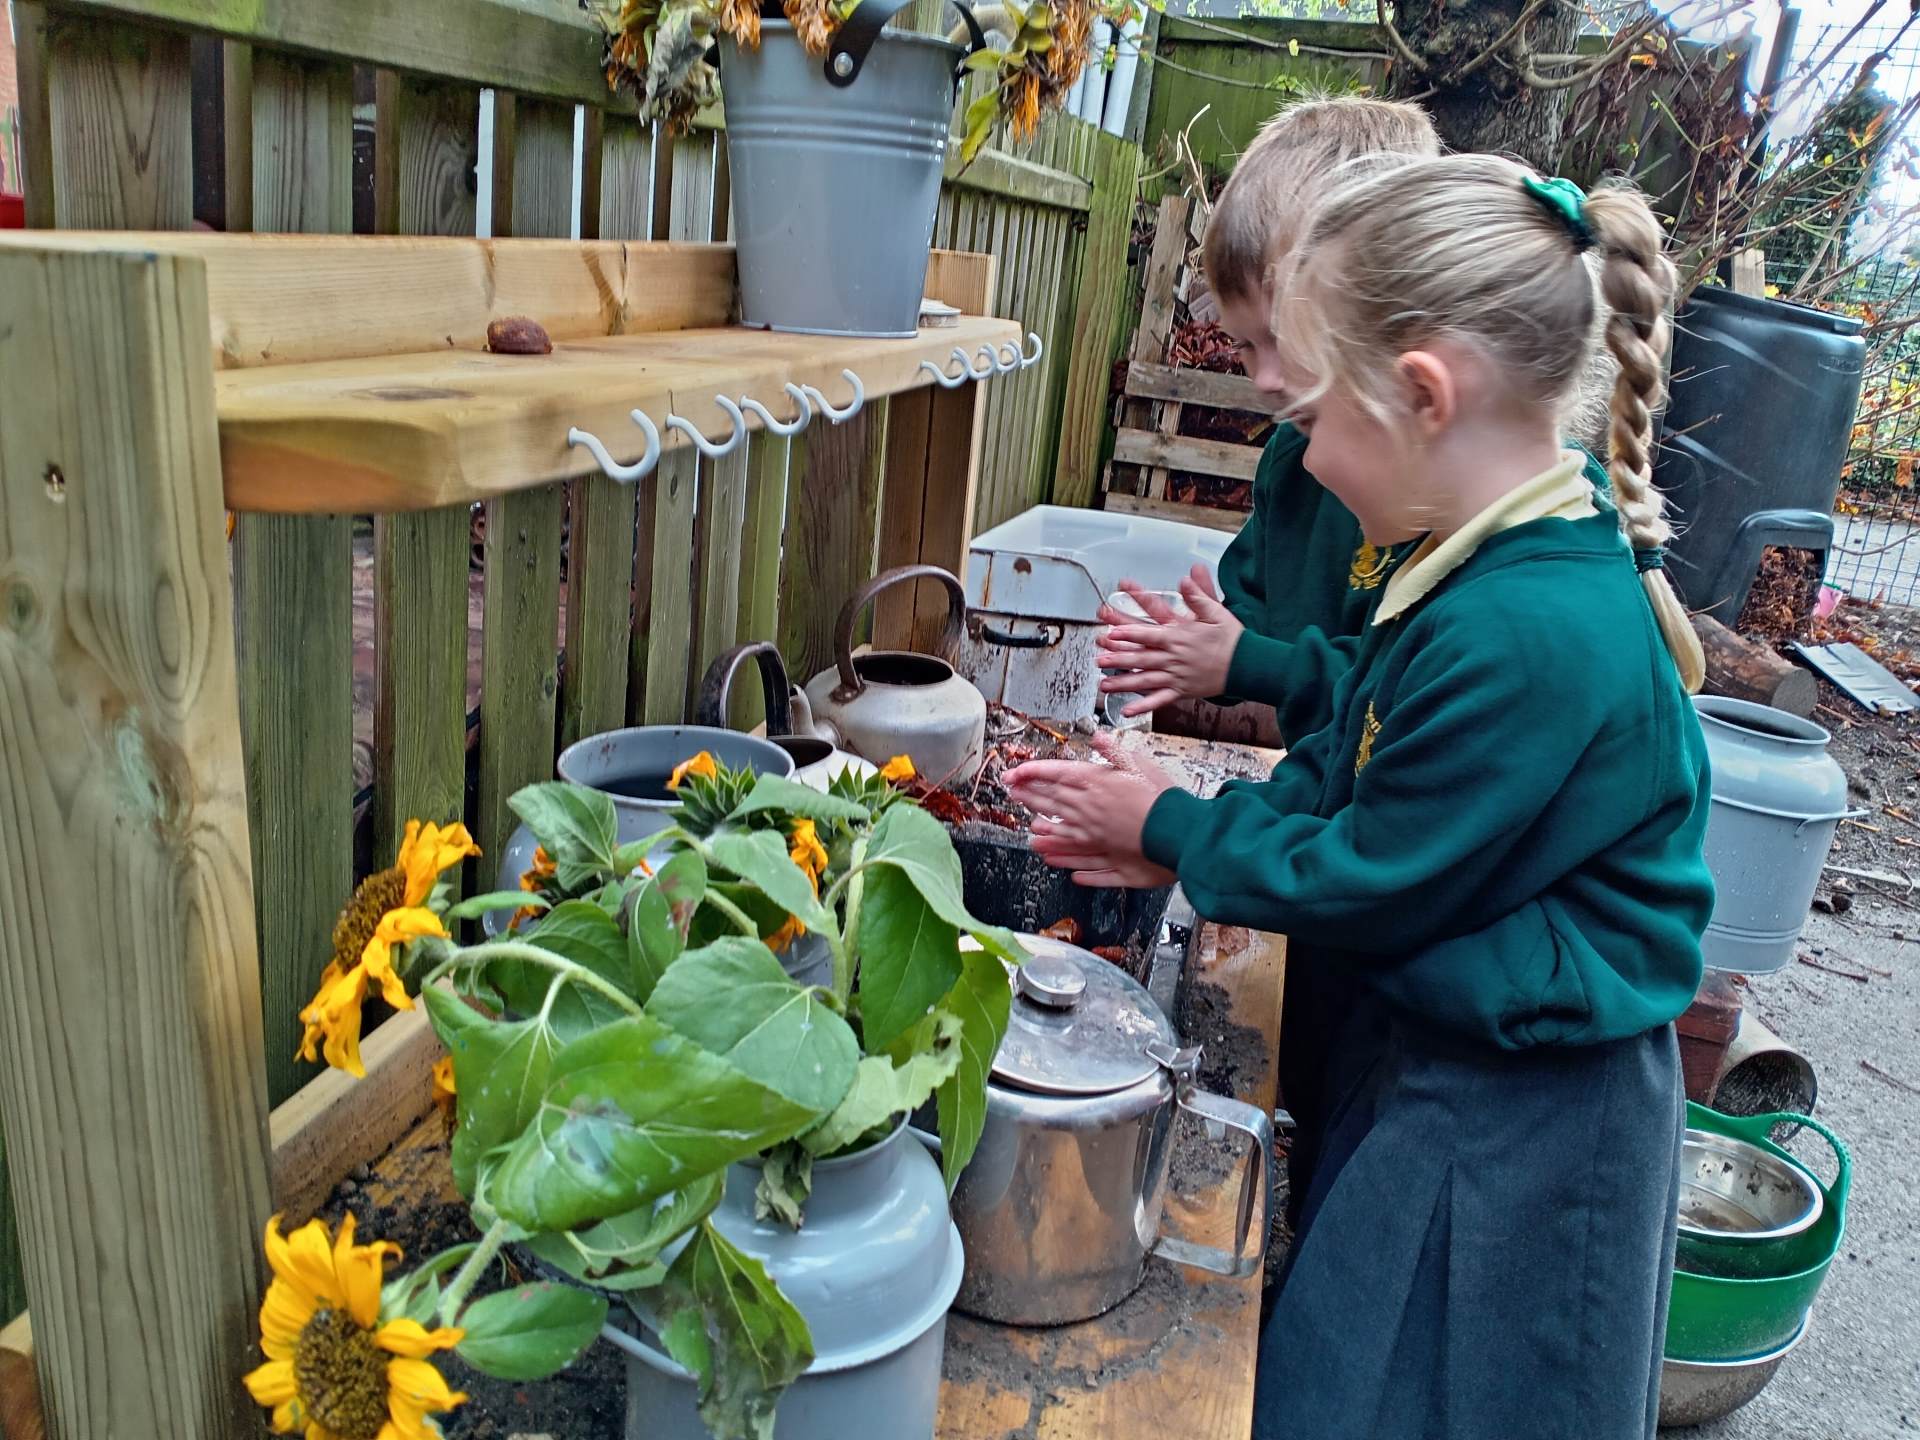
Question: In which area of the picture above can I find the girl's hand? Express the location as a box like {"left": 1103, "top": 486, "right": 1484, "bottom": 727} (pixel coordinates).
{"left": 1005, "top": 734, "right": 1180, "bottom": 889}
{"left": 1096, "top": 567, "right": 1244, "bottom": 717}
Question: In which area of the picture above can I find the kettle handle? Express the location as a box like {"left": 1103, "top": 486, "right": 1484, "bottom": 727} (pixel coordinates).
{"left": 1151, "top": 1085, "right": 1275, "bottom": 1281}
{"left": 694, "top": 641, "right": 795, "bottom": 736}
{"left": 832, "top": 564, "right": 969, "bottom": 703}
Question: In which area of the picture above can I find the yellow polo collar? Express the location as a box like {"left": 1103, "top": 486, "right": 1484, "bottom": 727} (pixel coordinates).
{"left": 1375, "top": 454, "right": 1597, "bottom": 625}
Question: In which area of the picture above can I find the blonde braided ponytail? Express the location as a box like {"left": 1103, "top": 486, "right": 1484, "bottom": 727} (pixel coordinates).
{"left": 1583, "top": 186, "right": 1706, "bottom": 692}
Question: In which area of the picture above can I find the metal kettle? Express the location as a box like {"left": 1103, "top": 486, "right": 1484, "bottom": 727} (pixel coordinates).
{"left": 695, "top": 641, "right": 877, "bottom": 790}
{"left": 801, "top": 565, "right": 987, "bottom": 783}
{"left": 942, "top": 934, "right": 1275, "bottom": 1326}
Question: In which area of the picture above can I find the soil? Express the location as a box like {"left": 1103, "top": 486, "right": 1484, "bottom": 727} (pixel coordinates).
{"left": 319, "top": 1129, "right": 627, "bottom": 1439}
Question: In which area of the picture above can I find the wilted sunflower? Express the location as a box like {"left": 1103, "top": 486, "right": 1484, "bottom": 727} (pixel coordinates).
{"left": 783, "top": 0, "right": 837, "bottom": 53}
{"left": 766, "top": 818, "right": 831, "bottom": 953}
{"left": 244, "top": 1214, "right": 467, "bottom": 1440}
{"left": 1008, "top": 67, "right": 1044, "bottom": 141}
{"left": 719, "top": 0, "right": 761, "bottom": 46}
{"left": 299, "top": 820, "right": 479, "bottom": 1078}
{"left": 510, "top": 844, "right": 558, "bottom": 932}
{"left": 668, "top": 750, "right": 719, "bottom": 789}
{"left": 1045, "top": 0, "right": 1091, "bottom": 87}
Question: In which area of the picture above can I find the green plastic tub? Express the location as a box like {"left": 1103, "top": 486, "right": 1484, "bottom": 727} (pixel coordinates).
{"left": 1665, "top": 1105, "right": 1850, "bottom": 1363}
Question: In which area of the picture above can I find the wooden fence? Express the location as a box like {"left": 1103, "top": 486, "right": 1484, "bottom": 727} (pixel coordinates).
{"left": 0, "top": 0, "right": 1144, "bottom": 1351}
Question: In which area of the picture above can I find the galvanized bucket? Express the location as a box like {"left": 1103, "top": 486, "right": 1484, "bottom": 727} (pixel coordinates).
{"left": 722, "top": 18, "right": 965, "bottom": 337}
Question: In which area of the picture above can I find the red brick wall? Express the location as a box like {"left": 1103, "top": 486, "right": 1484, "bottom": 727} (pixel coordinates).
{"left": 0, "top": 1, "right": 19, "bottom": 193}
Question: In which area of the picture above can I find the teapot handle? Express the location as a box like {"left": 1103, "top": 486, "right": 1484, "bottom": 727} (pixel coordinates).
{"left": 1150, "top": 1075, "right": 1275, "bottom": 1281}
{"left": 695, "top": 641, "right": 795, "bottom": 737}
{"left": 832, "top": 565, "right": 969, "bottom": 703}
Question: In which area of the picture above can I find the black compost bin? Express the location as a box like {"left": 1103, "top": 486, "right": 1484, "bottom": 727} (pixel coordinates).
{"left": 1654, "top": 285, "right": 1865, "bottom": 622}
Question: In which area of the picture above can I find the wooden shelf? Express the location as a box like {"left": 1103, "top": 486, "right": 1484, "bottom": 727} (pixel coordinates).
{"left": 217, "top": 316, "right": 1023, "bottom": 513}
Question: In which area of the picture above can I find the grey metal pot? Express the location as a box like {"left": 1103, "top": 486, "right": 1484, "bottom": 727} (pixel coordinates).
{"left": 1658, "top": 1313, "right": 1809, "bottom": 1428}
{"left": 604, "top": 1122, "right": 964, "bottom": 1439}
{"left": 722, "top": 8, "right": 968, "bottom": 337}
{"left": 802, "top": 566, "right": 987, "bottom": 784}
{"left": 941, "top": 935, "right": 1275, "bottom": 1326}
{"left": 1694, "top": 696, "right": 1854, "bottom": 974}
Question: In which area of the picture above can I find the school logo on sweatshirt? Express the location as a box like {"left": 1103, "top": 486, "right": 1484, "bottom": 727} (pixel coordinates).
{"left": 1349, "top": 541, "right": 1390, "bottom": 591}
{"left": 1354, "top": 702, "right": 1382, "bottom": 776}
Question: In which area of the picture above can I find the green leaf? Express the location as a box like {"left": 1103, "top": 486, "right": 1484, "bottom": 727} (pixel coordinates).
{"left": 753, "top": 1141, "right": 812, "bottom": 1229}
{"left": 425, "top": 987, "right": 565, "bottom": 1198}
{"left": 804, "top": 1014, "right": 964, "bottom": 1157}
{"left": 728, "top": 774, "right": 870, "bottom": 826}
{"left": 854, "top": 866, "right": 962, "bottom": 1054}
{"left": 494, "top": 900, "right": 634, "bottom": 1037}
{"left": 533, "top": 1172, "right": 724, "bottom": 1285}
{"left": 961, "top": 91, "right": 999, "bottom": 164}
{"left": 446, "top": 889, "right": 548, "bottom": 922}
{"left": 485, "top": 1016, "right": 823, "bottom": 1232}
{"left": 933, "top": 946, "right": 1013, "bottom": 1191}
{"left": 454, "top": 1281, "right": 608, "bottom": 1381}
{"left": 705, "top": 830, "right": 834, "bottom": 936}
{"left": 647, "top": 938, "right": 859, "bottom": 1113}
{"left": 627, "top": 850, "right": 705, "bottom": 1002}
{"left": 654, "top": 1221, "right": 814, "bottom": 1440}
{"left": 379, "top": 1243, "right": 477, "bottom": 1327}
{"left": 863, "top": 804, "right": 1023, "bottom": 963}
{"left": 962, "top": 48, "right": 1005, "bottom": 71}
{"left": 510, "top": 782, "right": 621, "bottom": 888}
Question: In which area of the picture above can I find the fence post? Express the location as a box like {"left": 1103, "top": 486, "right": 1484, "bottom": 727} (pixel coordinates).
{"left": 1053, "top": 129, "right": 1142, "bottom": 509}
{"left": 0, "top": 239, "right": 273, "bottom": 1438}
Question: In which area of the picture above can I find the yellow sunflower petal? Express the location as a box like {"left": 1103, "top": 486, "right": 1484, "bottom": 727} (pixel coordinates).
{"left": 359, "top": 907, "right": 449, "bottom": 1009}
{"left": 375, "top": 1318, "right": 465, "bottom": 1358}
{"left": 259, "top": 1277, "right": 315, "bottom": 1359}
{"left": 243, "top": 1357, "right": 299, "bottom": 1406}
{"left": 387, "top": 1356, "right": 470, "bottom": 1414}
{"left": 264, "top": 1214, "right": 345, "bottom": 1311}
{"left": 398, "top": 820, "right": 482, "bottom": 907}
{"left": 270, "top": 1399, "right": 306, "bottom": 1435}
{"left": 880, "top": 754, "right": 915, "bottom": 782}
{"left": 334, "top": 1213, "right": 400, "bottom": 1330}
{"left": 668, "top": 751, "right": 719, "bottom": 789}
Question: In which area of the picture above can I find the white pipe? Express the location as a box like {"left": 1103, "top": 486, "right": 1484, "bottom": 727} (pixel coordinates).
{"left": 1101, "top": 13, "right": 1144, "bottom": 138}
{"left": 1078, "top": 19, "right": 1111, "bottom": 125}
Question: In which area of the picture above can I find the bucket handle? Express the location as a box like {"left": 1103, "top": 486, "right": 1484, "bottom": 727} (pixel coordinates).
{"left": 831, "top": 565, "right": 969, "bottom": 703}
{"left": 1691, "top": 1102, "right": 1852, "bottom": 1213}
{"left": 696, "top": 641, "right": 796, "bottom": 736}
{"left": 819, "top": 0, "right": 987, "bottom": 87}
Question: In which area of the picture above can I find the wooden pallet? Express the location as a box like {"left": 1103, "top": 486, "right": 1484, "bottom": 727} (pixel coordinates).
{"left": 1100, "top": 193, "right": 1269, "bottom": 531}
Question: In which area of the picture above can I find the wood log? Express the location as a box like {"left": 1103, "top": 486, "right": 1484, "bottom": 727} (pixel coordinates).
{"left": 1691, "top": 613, "right": 1817, "bottom": 717}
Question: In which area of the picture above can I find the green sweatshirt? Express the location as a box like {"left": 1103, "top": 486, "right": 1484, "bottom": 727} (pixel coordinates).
{"left": 1147, "top": 505, "right": 1713, "bottom": 1051}
{"left": 1216, "top": 424, "right": 1614, "bottom": 744}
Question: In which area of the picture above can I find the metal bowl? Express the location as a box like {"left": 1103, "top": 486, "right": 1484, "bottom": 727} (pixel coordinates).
{"left": 1659, "top": 1314, "right": 1808, "bottom": 1428}
{"left": 1675, "top": 1128, "right": 1823, "bottom": 1277}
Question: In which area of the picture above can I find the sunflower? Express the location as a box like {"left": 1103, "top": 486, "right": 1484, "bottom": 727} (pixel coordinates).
{"left": 879, "top": 754, "right": 916, "bottom": 783}
{"left": 510, "top": 844, "right": 557, "bottom": 932}
{"left": 719, "top": 0, "right": 761, "bottom": 45}
{"left": 1045, "top": 0, "right": 1091, "bottom": 86}
{"left": 668, "top": 751, "right": 719, "bottom": 789}
{"left": 784, "top": 0, "right": 837, "bottom": 54}
{"left": 299, "top": 821, "right": 480, "bottom": 1078}
{"left": 766, "top": 818, "right": 831, "bottom": 954}
{"left": 244, "top": 1214, "right": 466, "bottom": 1440}
{"left": 431, "top": 1056, "right": 457, "bottom": 1118}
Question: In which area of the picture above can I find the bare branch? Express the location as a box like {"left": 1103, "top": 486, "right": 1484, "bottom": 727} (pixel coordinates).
{"left": 1374, "top": 3, "right": 1429, "bottom": 75}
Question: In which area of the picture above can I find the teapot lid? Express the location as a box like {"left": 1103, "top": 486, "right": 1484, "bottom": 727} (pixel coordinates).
{"left": 984, "top": 934, "right": 1174, "bottom": 1095}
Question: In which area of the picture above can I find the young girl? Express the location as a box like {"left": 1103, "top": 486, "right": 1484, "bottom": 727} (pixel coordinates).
{"left": 1006, "top": 155, "right": 1714, "bottom": 1439}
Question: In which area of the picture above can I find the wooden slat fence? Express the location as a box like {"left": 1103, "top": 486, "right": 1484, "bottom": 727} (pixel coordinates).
{"left": 0, "top": 0, "right": 1143, "bottom": 1369}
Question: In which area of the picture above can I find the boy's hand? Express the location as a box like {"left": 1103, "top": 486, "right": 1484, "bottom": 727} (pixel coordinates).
{"left": 1096, "top": 566, "right": 1244, "bottom": 717}
{"left": 1005, "top": 733, "right": 1179, "bottom": 889}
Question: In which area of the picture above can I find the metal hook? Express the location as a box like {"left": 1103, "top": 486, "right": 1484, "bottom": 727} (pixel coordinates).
{"left": 800, "top": 369, "right": 864, "bottom": 423}
{"left": 959, "top": 346, "right": 996, "bottom": 381}
{"left": 1020, "top": 331, "right": 1045, "bottom": 369}
{"left": 919, "top": 354, "right": 972, "bottom": 389}
{"left": 996, "top": 341, "right": 1022, "bottom": 373}
{"left": 740, "top": 383, "right": 814, "bottom": 437}
{"left": 567, "top": 407, "right": 663, "bottom": 483}
{"left": 666, "top": 394, "right": 748, "bottom": 458}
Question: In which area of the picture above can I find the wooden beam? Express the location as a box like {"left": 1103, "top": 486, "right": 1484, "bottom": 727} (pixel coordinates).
{"left": 0, "top": 232, "right": 739, "bottom": 369}
{"left": 0, "top": 242, "right": 273, "bottom": 1438}
{"left": 1053, "top": 131, "right": 1142, "bottom": 508}
{"left": 1111, "top": 428, "right": 1261, "bottom": 482}
{"left": 946, "top": 147, "right": 1093, "bottom": 212}
{"left": 46, "top": 0, "right": 614, "bottom": 106}
{"left": 1124, "top": 360, "right": 1274, "bottom": 415}
{"left": 1104, "top": 491, "right": 1247, "bottom": 533}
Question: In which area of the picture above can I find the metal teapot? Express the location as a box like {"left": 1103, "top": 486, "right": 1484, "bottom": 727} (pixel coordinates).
{"left": 801, "top": 565, "right": 987, "bottom": 783}
{"left": 695, "top": 641, "right": 876, "bottom": 790}
{"left": 941, "top": 934, "right": 1275, "bottom": 1326}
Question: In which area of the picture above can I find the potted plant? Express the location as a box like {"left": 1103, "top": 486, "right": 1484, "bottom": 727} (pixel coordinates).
{"left": 583, "top": 0, "right": 1123, "bottom": 337}
{"left": 249, "top": 757, "right": 1019, "bottom": 1440}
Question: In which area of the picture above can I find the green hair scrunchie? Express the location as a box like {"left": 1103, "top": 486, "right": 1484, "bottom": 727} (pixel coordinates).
{"left": 1633, "top": 546, "right": 1667, "bottom": 574}
{"left": 1521, "top": 173, "right": 1596, "bottom": 253}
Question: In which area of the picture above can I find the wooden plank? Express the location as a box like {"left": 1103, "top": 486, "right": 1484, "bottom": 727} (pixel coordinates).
{"left": 698, "top": 445, "right": 752, "bottom": 688}
{"left": 37, "top": 16, "right": 192, "bottom": 228}
{"left": 1125, "top": 359, "right": 1274, "bottom": 413}
{"left": 0, "top": 232, "right": 737, "bottom": 369}
{"left": 873, "top": 387, "right": 933, "bottom": 655}
{"left": 227, "top": 52, "right": 357, "bottom": 1109}
{"left": 11, "top": 4, "right": 57, "bottom": 229}
{"left": 1731, "top": 246, "right": 1767, "bottom": 297}
{"left": 733, "top": 435, "right": 793, "bottom": 729}
{"left": 1125, "top": 195, "right": 1195, "bottom": 500}
{"left": 51, "top": 0, "right": 614, "bottom": 106}
{"left": 598, "top": 114, "right": 654, "bottom": 241}
{"left": 372, "top": 76, "right": 479, "bottom": 866}
{"left": 1025, "top": 208, "right": 1072, "bottom": 508}
{"left": 561, "top": 473, "right": 638, "bottom": 749}
{"left": 945, "top": 146, "right": 1092, "bottom": 212}
{"left": 267, "top": 1008, "right": 444, "bottom": 1225}
{"left": 1112, "top": 428, "right": 1260, "bottom": 482}
{"left": 1053, "top": 131, "right": 1142, "bottom": 507}
{"left": 779, "top": 411, "right": 889, "bottom": 684}
{"left": 1105, "top": 490, "right": 1248, "bottom": 533}
{"left": 0, "top": 241, "right": 273, "bottom": 1439}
